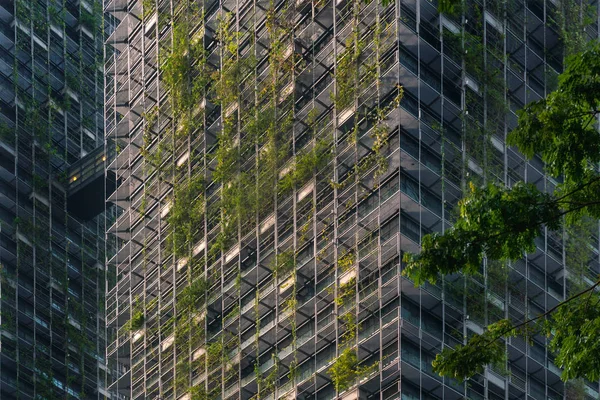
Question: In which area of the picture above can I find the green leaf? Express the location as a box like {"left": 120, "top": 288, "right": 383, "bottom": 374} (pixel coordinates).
{"left": 403, "top": 182, "right": 560, "bottom": 285}
{"left": 432, "top": 319, "right": 516, "bottom": 380}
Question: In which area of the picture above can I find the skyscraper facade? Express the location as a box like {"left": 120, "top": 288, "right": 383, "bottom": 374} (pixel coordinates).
{"left": 105, "top": 0, "right": 600, "bottom": 399}
{"left": 0, "top": 0, "right": 109, "bottom": 398}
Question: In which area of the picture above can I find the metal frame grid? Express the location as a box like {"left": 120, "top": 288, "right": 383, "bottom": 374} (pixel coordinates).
{"left": 105, "top": 0, "right": 600, "bottom": 399}
{"left": 0, "top": 0, "right": 109, "bottom": 398}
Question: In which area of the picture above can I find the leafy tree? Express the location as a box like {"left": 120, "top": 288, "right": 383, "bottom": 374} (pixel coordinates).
{"left": 403, "top": 41, "right": 600, "bottom": 382}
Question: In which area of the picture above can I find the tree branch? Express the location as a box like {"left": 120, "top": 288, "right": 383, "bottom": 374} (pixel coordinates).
{"left": 478, "top": 278, "right": 600, "bottom": 348}
{"left": 552, "top": 175, "right": 600, "bottom": 202}
{"left": 443, "top": 181, "right": 600, "bottom": 253}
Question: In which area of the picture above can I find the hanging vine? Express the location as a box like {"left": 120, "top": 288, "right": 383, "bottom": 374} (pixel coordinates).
{"left": 132, "top": 0, "right": 405, "bottom": 396}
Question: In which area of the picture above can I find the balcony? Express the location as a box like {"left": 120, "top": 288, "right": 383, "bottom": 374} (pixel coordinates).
{"left": 67, "top": 145, "right": 118, "bottom": 220}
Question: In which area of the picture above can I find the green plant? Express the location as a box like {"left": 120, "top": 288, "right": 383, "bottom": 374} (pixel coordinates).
{"left": 486, "top": 260, "right": 508, "bottom": 296}
{"left": 565, "top": 379, "right": 588, "bottom": 400}
{"left": 552, "top": 0, "right": 596, "bottom": 56}
{"left": 565, "top": 216, "right": 597, "bottom": 291}
{"left": 339, "top": 312, "right": 357, "bottom": 345}
{"left": 79, "top": 10, "right": 99, "bottom": 32}
{"left": 142, "top": 0, "right": 155, "bottom": 19}
{"left": 405, "top": 41, "right": 600, "bottom": 382}
{"left": 278, "top": 135, "right": 333, "bottom": 192}
{"left": 224, "top": 304, "right": 240, "bottom": 322}
{"left": 332, "top": 30, "right": 363, "bottom": 110}
{"left": 178, "top": 277, "right": 208, "bottom": 311}
{"left": 212, "top": 12, "right": 255, "bottom": 106}
{"left": 161, "top": 20, "right": 208, "bottom": 124}
{"left": 256, "top": 353, "right": 279, "bottom": 395}
{"left": 331, "top": 88, "right": 403, "bottom": 191}
{"left": 189, "top": 385, "right": 215, "bottom": 400}
{"left": 335, "top": 277, "right": 356, "bottom": 307}
{"left": 438, "top": 0, "right": 461, "bottom": 14}
{"left": 329, "top": 348, "right": 358, "bottom": 392}
{"left": 128, "top": 311, "right": 144, "bottom": 330}
{"left": 403, "top": 182, "right": 561, "bottom": 285}
{"left": 206, "top": 339, "right": 231, "bottom": 369}
{"left": 328, "top": 347, "right": 377, "bottom": 393}
{"left": 136, "top": 2, "right": 407, "bottom": 395}
{"left": 0, "top": 310, "right": 15, "bottom": 332}
{"left": 272, "top": 250, "right": 295, "bottom": 278}
{"left": 0, "top": 122, "right": 14, "bottom": 145}
{"left": 167, "top": 176, "right": 204, "bottom": 257}
{"left": 338, "top": 251, "right": 355, "bottom": 272}
{"left": 441, "top": 4, "right": 507, "bottom": 177}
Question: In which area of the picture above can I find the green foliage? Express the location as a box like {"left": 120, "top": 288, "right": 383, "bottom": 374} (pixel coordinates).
{"left": 128, "top": 311, "right": 145, "bottom": 331}
{"left": 432, "top": 319, "right": 515, "bottom": 380}
{"left": 272, "top": 250, "right": 295, "bottom": 278}
{"left": 368, "top": 123, "right": 393, "bottom": 180}
{"left": 458, "top": 8, "right": 506, "bottom": 171}
{"left": 440, "top": 2, "right": 506, "bottom": 173}
{"left": 213, "top": 54, "right": 256, "bottom": 106}
{"left": 189, "top": 385, "right": 216, "bottom": 400}
{"left": 206, "top": 340, "right": 224, "bottom": 368}
{"left": 509, "top": 42, "right": 600, "bottom": 181}
{"left": 160, "top": 15, "right": 209, "bottom": 138}
{"left": 438, "top": 0, "right": 461, "bottom": 14}
{"left": 435, "top": 283, "right": 600, "bottom": 383}
{"left": 330, "top": 0, "right": 384, "bottom": 111}
{"left": 486, "top": 260, "right": 508, "bottom": 296}
{"left": 256, "top": 354, "right": 279, "bottom": 395}
{"left": 565, "top": 379, "right": 588, "bottom": 400}
{"left": 565, "top": 217, "right": 597, "bottom": 290}
{"left": 293, "top": 139, "right": 331, "bottom": 184}
{"left": 212, "top": 13, "right": 256, "bottom": 106}
{"left": 338, "top": 251, "right": 355, "bottom": 273}
{"left": 339, "top": 312, "right": 358, "bottom": 344}
{"left": 328, "top": 347, "right": 377, "bottom": 393}
{"left": 79, "top": 10, "right": 99, "bottom": 31}
{"left": 332, "top": 24, "right": 364, "bottom": 110}
{"left": 335, "top": 277, "right": 357, "bottom": 307}
{"left": 212, "top": 125, "right": 239, "bottom": 184}
{"left": 547, "top": 289, "right": 600, "bottom": 381}
{"left": 206, "top": 338, "right": 236, "bottom": 369}
{"left": 406, "top": 41, "right": 600, "bottom": 382}
{"left": 278, "top": 135, "right": 333, "bottom": 192}
{"left": 66, "top": 322, "right": 92, "bottom": 350}
{"left": 142, "top": 0, "right": 155, "bottom": 19}
{"left": 167, "top": 176, "right": 204, "bottom": 257}
{"left": 332, "top": 92, "right": 402, "bottom": 190}
{"left": 0, "top": 122, "right": 14, "bottom": 145}
{"left": 328, "top": 348, "right": 359, "bottom": 392}
{"left": 210, "top": 107, "right": 291, "bottom": 252}
{"left": 0, "top": 309, "right": 16, "bottom": 332}
{"left": 140, "top": 2, "right": 405, "bottom": 393}
{"left": 162, "top": 23, "right": 195, "bottom": 112}
{"left": 224, "top": 304, "right": 240, "bottom": 322}
{"left": 403, "top": 182, "right": 560, "bottom": 285}
{"left": 552, "top": 0, "right": 597, "bottom": 56}
{"left": 178, "top": 278, "right": 208, "bottom": 311}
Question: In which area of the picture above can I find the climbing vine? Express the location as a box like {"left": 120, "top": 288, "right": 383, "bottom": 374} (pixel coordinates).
{"left": 134, "top": 0, "right": 404, "bottom": 396}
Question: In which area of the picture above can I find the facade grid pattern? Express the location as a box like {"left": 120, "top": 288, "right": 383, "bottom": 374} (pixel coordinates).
{"left": 105, "top": 0, "right": 600, "bottom": 399}
{"left": 0, "top": 0, "right": 109, "bottom": 398}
